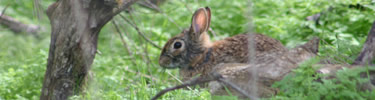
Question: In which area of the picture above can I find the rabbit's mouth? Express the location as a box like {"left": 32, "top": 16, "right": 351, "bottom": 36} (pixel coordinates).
{"left": 161, "top": 64, "right": 180, "bottom": 69}
{"left": 159, "top": 56, "right": 180, "bottom": 69}
{"left": 160, "top": 61, "right": 184, "bottom": 69}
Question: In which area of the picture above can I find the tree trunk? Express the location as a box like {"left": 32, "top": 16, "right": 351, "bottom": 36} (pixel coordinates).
{"left": 40, "top": 0, "right": 136, "bottom": 100}
{"left": 353, "top": 21, "right": 375, "bottom": 65}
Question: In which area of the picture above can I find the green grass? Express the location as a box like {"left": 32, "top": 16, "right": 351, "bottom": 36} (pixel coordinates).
{"left": 0, "top": 0, "right": 375, "bottom": 100}
{"left": 272, "top": 58, "right": 375, "bottom": 100}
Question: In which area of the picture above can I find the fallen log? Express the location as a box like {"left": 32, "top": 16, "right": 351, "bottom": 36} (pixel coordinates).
{"left": 0, "top": 13, "right": 40, "bottom": 36}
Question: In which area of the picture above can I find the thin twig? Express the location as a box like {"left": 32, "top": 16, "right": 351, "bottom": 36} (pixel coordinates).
{"left": 129, "top": 12, "right": 161, "bottom": 50}
{"left": 124, "top": 66, "right": 159, "bottom": 81}
{"left": 33, "top": 0, "right": 42, "bottom": 20}
{"left": 144, "top": 0, "right": 182, "bottom": 30}
{"left": 142, "top": 39, "right": 158, "bottom": 82}
{"left": 321, "top": 39, "right": 351, "bottom": 65}
{"left": 119, "top": 14, "right": 162, "bottom": 49}
{"left": 180, "top": 0, "right": 193, "bottom": 14}
{"left": 119, "top": 13, "right": 151, "bottom": 87}
{"left": 165, "top": 71, "right": 194, "bottom": 91}
{"left": 218, "top": 78, "right": 257, "bottom": 100}
{"left": 151, "top": 72, "right": 255, "bottom": 100}
{"left": 0, "top": 4, "right": 10, "bottom": 17}
{"left": 120, "top": 18, "right": 140, "bottom": 58}
{"left": 112, "top": 0, "right": 139, "bottom": 15}
{"left": 209, "top": 28, "right": 217, "bottom": 38}
{"left": 151, "top": 75, "right": 218, "bottom": 100}
{"left": 111, "top": 20, "right": 137, "bottom": 65}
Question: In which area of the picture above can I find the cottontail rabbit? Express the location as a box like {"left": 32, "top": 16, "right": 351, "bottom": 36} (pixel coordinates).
{"left": 209, "top": 37, "right": 319, "bottom": 98}
{"left": 158, "top": 7, "right": 287, "bottom": 81}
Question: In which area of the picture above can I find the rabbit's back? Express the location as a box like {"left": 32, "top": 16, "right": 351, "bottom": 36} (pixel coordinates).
{"left": 180, "top": 33, "right": 287, "bottom": 81}
{"left": 211, "top": 33, "right": 287, "bottom": 64}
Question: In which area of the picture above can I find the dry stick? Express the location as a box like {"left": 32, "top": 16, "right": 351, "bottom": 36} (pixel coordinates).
{"left": 137, "top": 25, "right": 158, "bottom": 93}
{"left": 0, "top": 11, "right": 40, "bottom": 36}
{"left": 119, "top": 14, "right": 162, "bottom": 50}
{"left": 142, "top": 39, "right": 159, "bottom": 74}
{"left": 0, "top": 4, "right": 9, "bottom": 17}
{"left": 320, "top": 39, "right": 350, "bottom": 65}
{"left": 144, "top": 0, "right": 182, "bottom": 30}
{"left": 139, "top": 30, "right": 152, "bottom": 65}
{"left": 112, "top": 0, "right": 140, "bottom": 15}
{"left": 142, "top": 37, "right": 158, "bottom": 96}
{"left": 151, "top": 72, "right": 255, "bottom": 100}
{"left": 111, "top": 20, "right": 137, "bottom": 65}
{"left": 165, "top": 71, "right": 195, "bottom": 91}
{"left": 180, "top": 0, "right": 193, "bottom": 13}
{"left": 1, "top": 3, "right": 40, "bottom": 37}
{"left": 120, "top": 14, "right": 153, "bottom": 84}
{"left": 33, "top": 0, "right": 42, "bottom": 20}
{"left": 112, "top": 20, "right": 132, "bottom": 54}
{"left": 124, "top": 66, "right": 159, "bottom": 81}
{"left": 113, "top": 19, "right": 159, "bottom": 93}
{"left": 123, "top": 67, "right": 154, "bottom": 92}
{"left": 151, "top": 75, "right": 218, "bottom": 100}
{"left": 120, "top": 17, "right": 140, "bottom": 57}
{"left": 124, "top": 12, "right": 161, "bottom": 93}
{"left": 208, "top": 28, "right": 217, "bottom": 38}
{"left": 217, "top": 78, "right": 256, "bottom": 100}
{"left": 144, "top": 42, "right": 159, "bottom": 68}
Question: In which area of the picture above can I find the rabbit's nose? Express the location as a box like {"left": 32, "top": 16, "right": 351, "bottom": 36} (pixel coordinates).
{"left": 159, "top": 56, "right": 170, "bottom": 67}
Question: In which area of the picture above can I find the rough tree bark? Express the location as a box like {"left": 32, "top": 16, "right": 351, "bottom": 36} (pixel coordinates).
{"left": 353, "top": 21, "right": 375, "bottom": 65}
{"left": 40, "top": 0, "right": 137, "bottom": 100}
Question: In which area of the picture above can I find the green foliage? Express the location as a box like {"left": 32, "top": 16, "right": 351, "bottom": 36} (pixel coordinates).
{"left": 0, "top": 0, "right": 375, "bottom": 100}
{"left": 273, "top": 58, "right": 375, "bottom": 100}
{"left": 0, "top": 33, "right": 49, "bottom": 99}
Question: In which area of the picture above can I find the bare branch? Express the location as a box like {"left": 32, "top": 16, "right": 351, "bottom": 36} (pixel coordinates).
{"left": 143, "top": 0, "right": 182, "bottom": 30}
{"left": 151, "top": 75, "right": 218, "bottom": 100}
{"left": 217, "top": 78, "right": 257, "bottom": 100}
{"left": 111, "top": 20, "right": 137, "bottom": 65}
{"left": 180, "top": 0, "right": 193, "bottom": 14}
{"left": 33, "top": 0, "right": 42, "bottom": 20}
{"left": 0, "top": 4, "right": 9, "bottom": 17}
{"left": 0, "top": 14, "right": 40, "bottom": 36}
{"left": 119, "top": 14, "right": 162, "bottom": 49}
{"left": 124, "top": 66, "right": 159, "bottom": 81}
{"left": 151, "top": 72, "right": 255, "bottom": 100}
{"left": 112, "top": 0, "right": 140, "bottom": 15}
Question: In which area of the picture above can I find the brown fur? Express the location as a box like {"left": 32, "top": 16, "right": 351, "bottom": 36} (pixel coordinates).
{"left": 158, "top": 7, "right": 287, "bottom": 81}
{"left": 209, "top": 38, "right": 320, "bottom": 98}
{"left": 159, "top": 7, "right": 320, "bottom": 98}
{"left": 178, "top": 33, "right": 287, "bottom": 81}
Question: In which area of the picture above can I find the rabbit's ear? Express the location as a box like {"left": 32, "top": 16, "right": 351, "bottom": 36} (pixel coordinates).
{"left": 191, "top": 7, "right": 211, "bottom": 37}
{"left": 205, "top": 7, "right": 211, "bottom": 30}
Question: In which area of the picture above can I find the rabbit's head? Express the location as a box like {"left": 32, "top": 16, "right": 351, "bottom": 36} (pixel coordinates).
{"left": 159, "top": 7, "right": 212, "bottom": 69}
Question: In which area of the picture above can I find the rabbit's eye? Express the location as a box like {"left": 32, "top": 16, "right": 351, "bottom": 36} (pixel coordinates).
{"left": 174, "top": 42, "right": 182, "bottom": 49}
